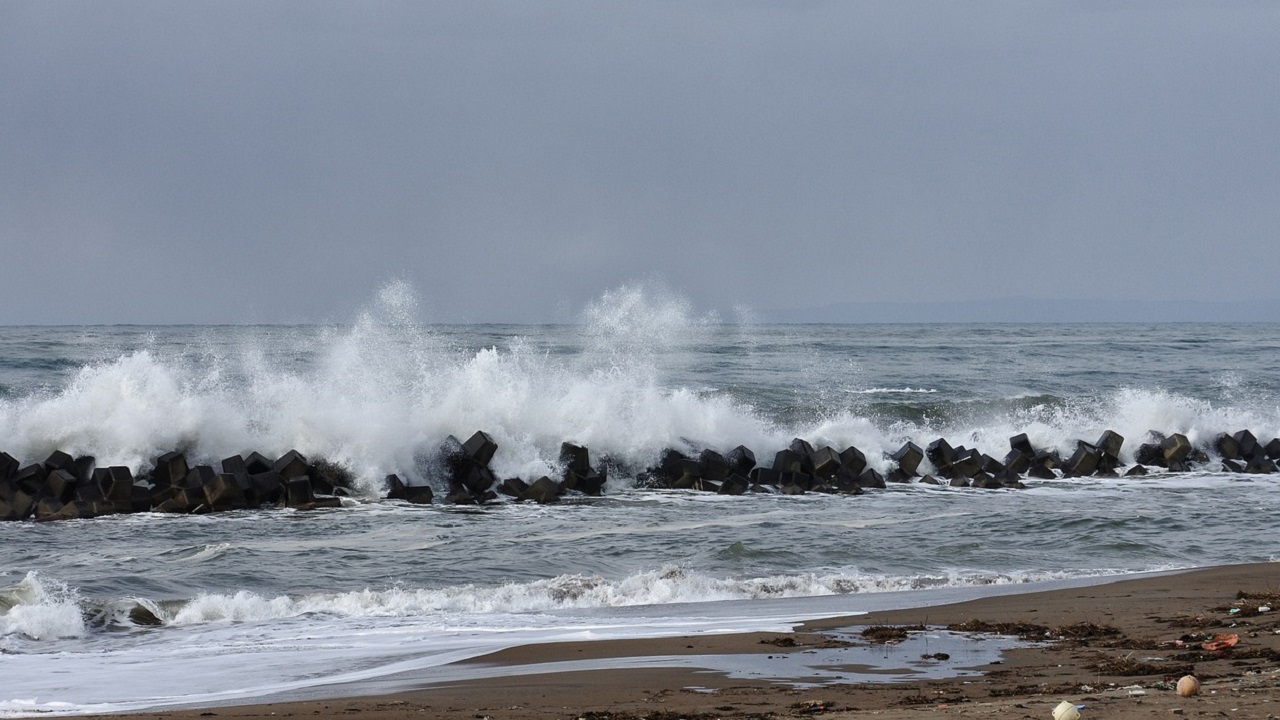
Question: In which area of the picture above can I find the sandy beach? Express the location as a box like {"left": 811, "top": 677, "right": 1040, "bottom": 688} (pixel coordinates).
{"left": 73, "top": 562, "right": 1280, "bottom": 720}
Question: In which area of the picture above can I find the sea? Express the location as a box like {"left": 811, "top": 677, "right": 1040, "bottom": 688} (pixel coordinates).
{"left": 2, "top": 286, "right": 1279, "bottom": 715}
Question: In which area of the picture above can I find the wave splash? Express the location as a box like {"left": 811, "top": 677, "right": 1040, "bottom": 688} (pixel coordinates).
{"left": 0, "top": 572, "right": 87, "bottom": 644}
{"left": 0, "top": 283, "right": 778, "bottom": 488}
{"left": 0, "top": 282, "right": 1277, "bottom": 491}
{"left": 807, "top": 385, "right": 1280, "bottom": 468}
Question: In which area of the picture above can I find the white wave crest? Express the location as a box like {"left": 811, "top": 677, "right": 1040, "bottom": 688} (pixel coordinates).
{"left": 0, "top": 282, "right": 778, "bottom": 490}
{"left": 845, "top": 387, "right": 939, "bottom": 395}
{"left": 0, "top": 572, "right": 87, "bottom": 642}
{"left": 1, "top": 283, "right": 1278, "bottom": 490}
{"left": 0, "top": 564, "right": 1163, "bottom": 643}
{"left": 133, "top": 564, "right": 1119, "bottom": 629}
{"left": 802, "top": 385, "right": 1280, "bottom": 469}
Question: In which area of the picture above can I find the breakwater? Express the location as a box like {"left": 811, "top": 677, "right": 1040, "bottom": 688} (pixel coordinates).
{"left": 3, "top": 426, "right": 1277, "bottom": 521}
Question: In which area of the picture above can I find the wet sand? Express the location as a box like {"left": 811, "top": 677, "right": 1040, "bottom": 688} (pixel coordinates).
{"left": 80, "top": 562, "right": 1280, "bottom": 719}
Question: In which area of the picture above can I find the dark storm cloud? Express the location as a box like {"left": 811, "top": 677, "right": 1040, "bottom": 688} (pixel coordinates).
{"left": 2, "top": 2, "right": 1277, "bottom": 323}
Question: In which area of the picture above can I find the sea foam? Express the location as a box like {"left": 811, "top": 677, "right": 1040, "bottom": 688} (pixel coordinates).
{"left": 1, "top": 282, "right": 1277, "bottom": 492}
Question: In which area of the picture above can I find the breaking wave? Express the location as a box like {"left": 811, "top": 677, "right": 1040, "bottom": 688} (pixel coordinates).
{"left": 0, "top": 572, "right": 87, "bottom": 644}
{"left": 0, "top": 282, "right": 1277, "bottom": 494}
{"left": 845, "top": 387, "right": 939, "bottom": 395}
{"left": 2, "top": 565, "right": 1148, "bottom": 642}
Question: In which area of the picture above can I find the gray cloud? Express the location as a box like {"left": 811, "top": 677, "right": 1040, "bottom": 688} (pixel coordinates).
{"left": 2, "top": 1, "right": 1277, "bottom": 323}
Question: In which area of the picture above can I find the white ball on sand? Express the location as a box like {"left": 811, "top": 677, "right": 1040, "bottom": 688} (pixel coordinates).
{"left": 1176, "top": 675, "right": 1201, "bottom": 697}
{"left": 1052, "top": 700, "right": 1081, "bottom": 720}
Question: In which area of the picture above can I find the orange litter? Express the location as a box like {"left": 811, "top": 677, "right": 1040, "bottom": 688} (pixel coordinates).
{"left": 1201, "top": 633, "right": 1239, "bottom": 651}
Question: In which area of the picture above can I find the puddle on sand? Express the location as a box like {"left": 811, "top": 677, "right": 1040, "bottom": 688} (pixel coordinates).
{"left": 304, "top": 622, "right": 1034, "bottom": 702}
{"left": 671, "top": 626, "right": 1029, "bottom": 687}
{"left": 372, "top": 625, "right": 1031, "bottom": 693}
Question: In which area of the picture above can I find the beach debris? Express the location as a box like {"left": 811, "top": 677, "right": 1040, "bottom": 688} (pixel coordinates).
{"left": 1051, "top": 700, "right": 1081, "bottom": 720}
{"left": 1051, "top": 622, "right": 1125, "bottom": 643}
{"left": 1218, "top": 590, "right": 1280, "bottom": 617}
{"left": 760, "top": 635, "right": 798, "bottom": 647}
{"left": 1200, "top": 633, "right": 1239, "bottom": 651}
{"left": 860, "top": 624, "right": 925, "bottom": 644}
{"left": 792, "top": 699, "right": 835, "bottom": 714}
{"left": 1091, "top": 653, "right": 1191, "bottom": 677}
{"left": 1176, "top": 675, "right": 1201, "bottom": 697}
{"left": 947, "top": 619, "right": 1129, "bottom": 648}
{"left": 947, "top": 619, "right": 1051, "bottom": 640}
{"left": 898, "top": 692, "right": 968, "bottom": 706}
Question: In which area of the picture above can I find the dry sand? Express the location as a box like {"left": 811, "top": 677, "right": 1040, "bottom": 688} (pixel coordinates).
{"left": 80, "top": 563, "right": 1280, "bottom": 719}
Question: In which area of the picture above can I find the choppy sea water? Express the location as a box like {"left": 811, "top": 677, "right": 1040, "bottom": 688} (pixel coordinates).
{"left": 2, "top": 286, "right": 1279, "bottom": 714}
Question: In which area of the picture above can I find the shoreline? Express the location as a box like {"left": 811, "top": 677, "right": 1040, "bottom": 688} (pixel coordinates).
{"left": 59, "top": 561, "right": 1280, "bottom": 719}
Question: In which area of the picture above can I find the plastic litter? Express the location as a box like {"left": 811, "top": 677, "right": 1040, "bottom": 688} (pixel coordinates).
{"left": 1201, "top": 633, "right": 1239, "bottom": 651}
{"left": 1052, "top": 700, "right": 1081, "bottom": 720}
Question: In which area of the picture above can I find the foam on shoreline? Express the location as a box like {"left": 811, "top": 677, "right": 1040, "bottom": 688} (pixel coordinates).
{"left": 2, "top": 562, "right": 1171, "bottom": 644}
{"left": 0, "top": 564, "right": 1204, "bottom": 717}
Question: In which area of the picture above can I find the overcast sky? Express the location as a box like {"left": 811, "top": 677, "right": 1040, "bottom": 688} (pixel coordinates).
{"left": 2, "top": 2, "right": 1277, "bottom": 324}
